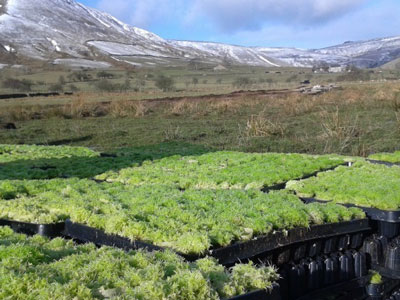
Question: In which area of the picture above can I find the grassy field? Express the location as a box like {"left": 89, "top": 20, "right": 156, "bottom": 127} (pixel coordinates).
{"left": 0, "top": 65, "right": 399, "bottom": 156}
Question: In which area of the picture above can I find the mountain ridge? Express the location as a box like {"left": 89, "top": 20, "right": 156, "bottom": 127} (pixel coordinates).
{"left": 1, "top": 0, "right": 400, "bottom": 69}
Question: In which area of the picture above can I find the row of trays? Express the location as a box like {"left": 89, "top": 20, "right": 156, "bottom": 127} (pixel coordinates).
{"left": 0, "top": 217, "right": 372, "bottom": 300}
{"left": 0, "top": 217, "right": 371, "bottom": 265}
{"left": 2, "top": 158, "right": 398, "bottom": 299}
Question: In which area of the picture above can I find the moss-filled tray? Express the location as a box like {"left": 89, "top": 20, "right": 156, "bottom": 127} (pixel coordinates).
{"left": 0, "top": 226, "right": 281, "bottom": 300}
{"left": 0, "top": 178, "right": 367, "bottom": 260}
{"left": 368, "top": 151, "right": 400, "bottom": 165}
{"left": 287, "top": 161, "right": 400, "bottom": 222}
{"left": 64, "top": 218, "right": 371, "bottom": 266}
{"left": 95, "top": 151, "right": 346, "bottom": 191}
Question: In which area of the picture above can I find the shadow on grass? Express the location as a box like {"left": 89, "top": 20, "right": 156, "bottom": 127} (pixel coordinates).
{"left": 0, "top": 142, "right": 214, "bottom": 180}
{"left": 38, "top": 135, "right": 94, "bottom": 146}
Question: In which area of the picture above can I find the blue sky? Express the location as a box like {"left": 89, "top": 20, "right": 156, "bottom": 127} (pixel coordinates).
{"left": 80, "top": 0, "right": 400, "bottom": 49}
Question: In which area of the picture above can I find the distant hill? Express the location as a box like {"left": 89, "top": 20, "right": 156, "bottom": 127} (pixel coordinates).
{"left": 1, "top": 0, "right": 400, "bottom": 69}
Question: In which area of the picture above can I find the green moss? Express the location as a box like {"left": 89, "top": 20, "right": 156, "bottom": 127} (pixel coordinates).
{"left": 369, "top": 151, "right": 400, "bottom": 163}
{"left": 286, "top": 161, "right": 400, "bottom": 211}
{"left": 370, "top": 272, "right": 382, "bottom": 284}
{"left": 0, "top": 179, "right": 365, "bottom": 254}
{"left": 95, "top": 151, "right": 344, "bottom": 190}
{"left": 0, "top": 227, "right": 278, "bottom": 300}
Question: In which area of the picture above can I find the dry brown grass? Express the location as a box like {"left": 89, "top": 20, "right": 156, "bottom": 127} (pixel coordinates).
{"left": 63, "top": 94, "right": 88, "bottom": 118}
{"left": 109, "top": 100, "right": 149, "bottom": 118}
{"left": 244, "top": 113, "right": 286, "bottom": 137}
{"left": 278, "top": 94, "right": 321, "bottom": 116}
{"left": 2, "top": 82, "right": 400, "bottom": 125}
{"left": 167, "top": 99, "right": 200, "bottom": 116}
{"left": 6, "top": 105, "right": 41, "bottom": 121}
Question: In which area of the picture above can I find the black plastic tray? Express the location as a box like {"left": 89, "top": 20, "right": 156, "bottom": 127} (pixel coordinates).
{"left": 64, "top": 219, "right": 370, "bottom": 266}
{"left": 296, "top": 275, "right": 371, "bottom": 300}
{"left": 63, "top": 219, "right": 166, "bottom": 252}
{"left": 262, "top": 162, "right": 351, "bottom": 193}
{"left": 227, "top": 284, "right": 281, "bottom": 300}
{"left": 211, "top": 219, "right": 370, "bottom": 266}
{"left": 0, "top": 219, "right": 65, "bottom": 237}
{"left": 372, "top": 264, "right": 400, "bottom": 280}
{"left": 302, "top": 198, "right": 400, "bottom": 223}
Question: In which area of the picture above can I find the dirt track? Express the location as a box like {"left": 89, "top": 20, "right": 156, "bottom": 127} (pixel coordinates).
{"left": 144, "top": 88, "right": 299, "bottom": 104}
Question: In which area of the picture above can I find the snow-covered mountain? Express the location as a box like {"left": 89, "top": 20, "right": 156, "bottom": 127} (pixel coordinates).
{"left": 0, "top": 0, "right": 400, "bottom": 69}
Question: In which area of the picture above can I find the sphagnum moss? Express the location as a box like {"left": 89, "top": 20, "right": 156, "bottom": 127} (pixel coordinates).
{"left": 0, "top": 179, "right": 365, "bottom": 255}
{"left": 0, "top": 226, "right": 278, "bottom": 300}
{"left": 286, "top": 161, "right": 400, "bottom": 211}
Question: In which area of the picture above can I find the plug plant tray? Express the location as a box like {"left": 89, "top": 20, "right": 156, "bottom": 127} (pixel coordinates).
{"left": 278, "top": 251, "right": 368, "bottom": 299}
{"left": 302, "top": 198, "right": 400, "bottom": 223}
{"left": 295, "top": 276, "right": 372, "bottom": 300}
{"left": 371, "top": 264, "right": 400, "bottom": 280}
{"left": 367, "top": 159, "right": 400, "bottom": 167}
{"left": 0, "top": 219, "right": 65, "bottom": 237}
{"left": 64, "top": 219, "right": 370, "bottom": 266}
{"left": 63, "top": 219, "right": 166, "bottom": 253}
{"left": 227, "top": 284, "right": 281, "bottom": 300}
{"left": 262, "top": 162, "right": 351, "bottom": 193}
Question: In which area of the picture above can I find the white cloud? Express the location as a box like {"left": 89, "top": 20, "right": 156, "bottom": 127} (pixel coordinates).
{"left": 213, "top": 1, "right": 400, "bottom": 48}
{"left": 189, "top": 0, "right": 368, "bottom": 32}
{"left": 97, "top": 0, "right": 183, "bottom": 29}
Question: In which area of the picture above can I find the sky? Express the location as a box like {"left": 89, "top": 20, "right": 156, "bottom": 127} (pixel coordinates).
{"left": 80, "top": 0, "right": 400, "bottom": 49}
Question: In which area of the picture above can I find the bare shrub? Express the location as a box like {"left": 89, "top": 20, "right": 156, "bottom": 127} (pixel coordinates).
{"left": 392, "top": 92, "right": 400, "bottom": 112}
{"left": 319, "top": 106, "right": 361, "bottom": 153}
{"left": 395, "top": 111, "right": 400, "bottom": 131}
{"left": 245, "top": 114, "right": 286, "bottom": 137}
{"left": 163, "top": 125, "right": 182, "bottom": 141}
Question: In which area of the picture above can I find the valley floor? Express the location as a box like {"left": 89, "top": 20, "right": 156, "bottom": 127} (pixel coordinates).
{"left": 0, "top": 81, "right": 399, "bottom": 156}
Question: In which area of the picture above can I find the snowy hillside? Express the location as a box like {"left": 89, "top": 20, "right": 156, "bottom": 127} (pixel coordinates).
{"left": 0, "top": 0, "right": 399, "bottom": 68}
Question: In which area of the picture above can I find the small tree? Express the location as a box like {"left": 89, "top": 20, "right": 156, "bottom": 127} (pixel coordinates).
{"left": 58, "top": 75, "right": 66, "bottom": 85}
{"left": 2, "top": 78, "right": 33, "bottom": 92}
{"left": 97, "top": 71, "right": 114, "bottom": 79}
{"left": 49, "top": 83, "right": 63, "bottom": 92}
{"left": 266, "top": 78, "right": 274, "bottom": 87}
{"left": 192, "top": 77, "right": 199, "bottom": 86}
{"left": 68, "top": 84, "right": 79, "bottom": 92}
{"left": 232, "top": 77, "right": 251, "bottom": 88}
{"left": 155, "top": 75, "right": 175, "bottom": 92}
{"left": 286, "top": 75, "right": 298, "bottom": 83}
{"left": 135, "top": 79, "right": 146, "bottom": 90}
{"left": 67, "top": 71, "right": 91, "bottom": 82}
{"left": 120, "top": 79, "right": 131, "bottom": 92}
{"left": 95, "top": 79, "right": 117, "bottom": 92}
